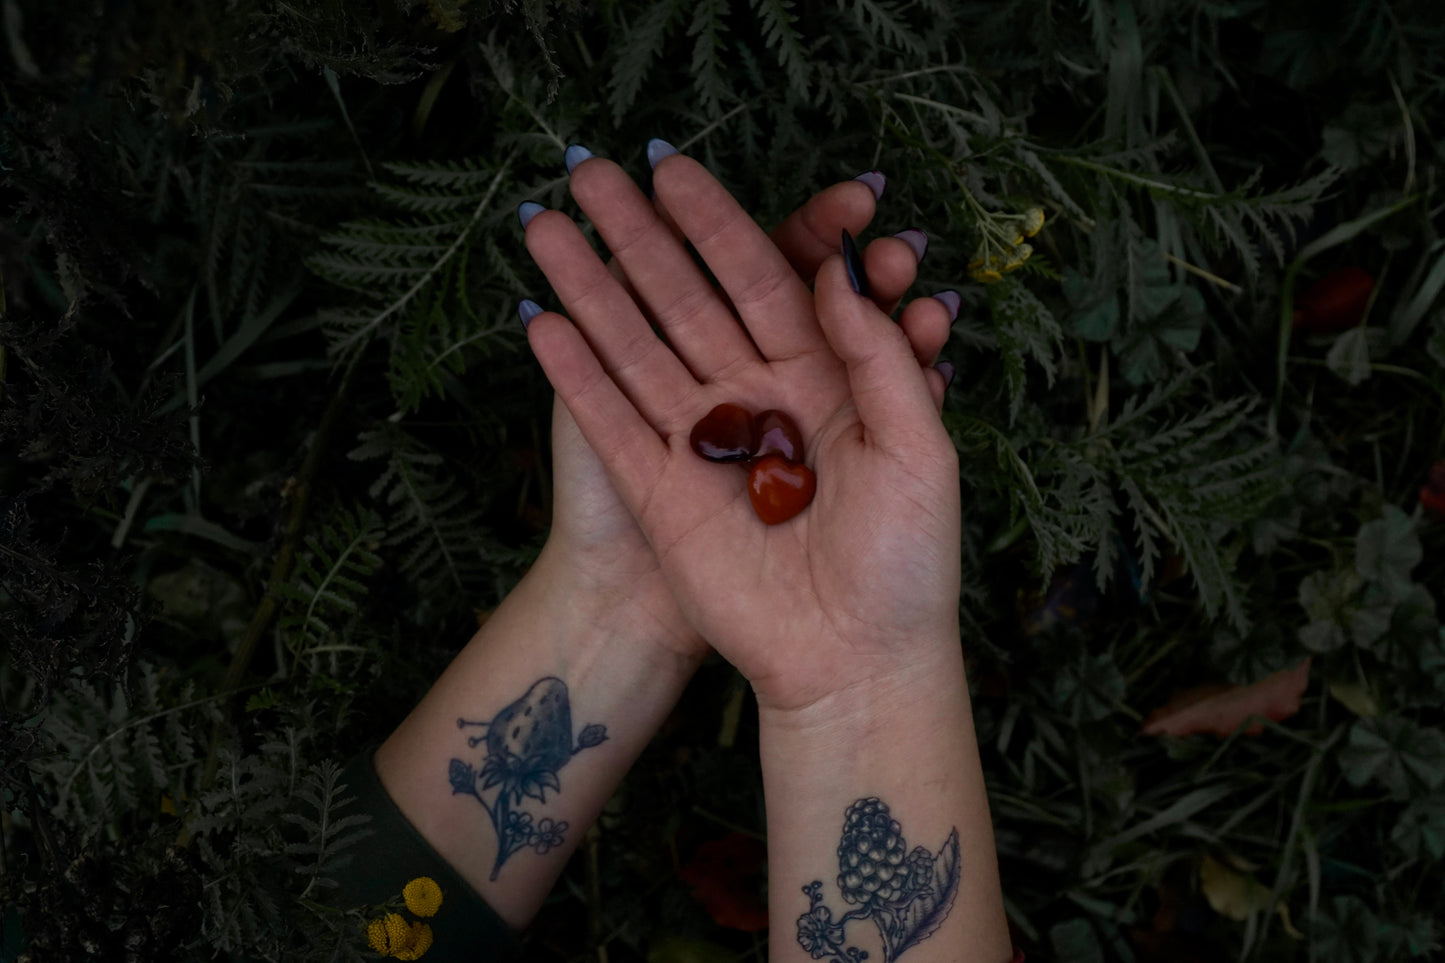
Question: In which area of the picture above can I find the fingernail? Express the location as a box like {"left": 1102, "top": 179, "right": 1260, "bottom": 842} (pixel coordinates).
{"left": 646, "top": 138, "right": 679, "bottom": 169}
{"left": 517, "top": 201, "right": 545, "bottom": 228}
{"left": 564, "top": 144, "right": 594, "bottom": 173}
{"left": 518, "top": 299, "right": 543, "bottom": 329}
{"left": 840, "top": 230, "right": 871, "bottom": 299}
{"left": 852, "top": 170, "right": 886, "bottom": 200}
{"left": 932, "top": 290, "right": 961, "bottom": 321}
{"left": 894, "top": 229, "right": 928, "bottom": 263}
{"left": 935, "top": 360, "right": 955, "bottom": 390}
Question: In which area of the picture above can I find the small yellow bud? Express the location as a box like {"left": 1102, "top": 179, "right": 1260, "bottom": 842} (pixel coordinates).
{"left": 969, "top": 267, "right": 1004, "bottom": 284}
{"left": 1021, "top": 207, "right": 1045, "bottom": 237}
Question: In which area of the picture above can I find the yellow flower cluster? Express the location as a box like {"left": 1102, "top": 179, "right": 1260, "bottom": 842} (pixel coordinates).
{"left": 368, "top": 913, "right": 434, "bottom": 961}
{"left": 967, "top": 207, "right": 1046, "bottom": 284}
{"left": 366, "top": 877, "right": 443, "bottom": 959}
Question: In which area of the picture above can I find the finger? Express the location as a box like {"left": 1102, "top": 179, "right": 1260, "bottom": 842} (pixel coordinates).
{"left": 569, "top": 156, "right": 761, "bottom": 382}
{"left": 860, "top": 234, "right": 924, "bottom": 315}
{"left": 814, "top": 254, "right": 940, "bottom": 442}
{"left": 769, "top": 178, "right": 878, "bottom": 284}
{"left": 922, "top": 365, "right": 947, "bottom": 413}
{"left": 524, "top": 207, "right": 700, "bottom": 432}
{"left": 653, "top": 152, "right": 821, "bottom": 361}
{"left": 524, "top": 308, "right": 670, "bottom": 508}
{"left": 897, "top": 292, "right": 957, "bottom": 366}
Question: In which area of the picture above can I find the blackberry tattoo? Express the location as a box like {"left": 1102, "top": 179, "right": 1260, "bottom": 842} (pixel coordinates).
{"left": 796, "top": 797, "right": 961, "bottom": 962}
{"left": 448, "top": 677, "right": 607, "bottom": 879}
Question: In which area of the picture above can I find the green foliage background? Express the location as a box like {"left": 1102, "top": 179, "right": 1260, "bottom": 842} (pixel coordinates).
{"left": 2, "top": 0, "right": 1443, "bottom": 960}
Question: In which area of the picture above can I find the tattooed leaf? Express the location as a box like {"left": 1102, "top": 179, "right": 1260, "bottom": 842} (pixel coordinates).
{"left": 517, "top": 769, "right": 562, "bottom": 803}
{"left": 576, "top": 724, "right": 608, "bottom": 750}
{"left": 892, "top": 829, "right": 961, "bottom": 952}
{"left": 448, "top": 758, "right": 475, "bottom": 795}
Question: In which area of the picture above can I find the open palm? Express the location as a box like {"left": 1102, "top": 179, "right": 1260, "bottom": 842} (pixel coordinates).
{"left": 526, "top": 151, "right": 961, "bottom": 712}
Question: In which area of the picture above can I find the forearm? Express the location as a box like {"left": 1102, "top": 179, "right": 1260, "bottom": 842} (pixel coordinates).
{"left": 758, "top": 638, "right": 1011, "bottom": 963}
{"left": 373, "top": 542, "right": 702, "bottom": 930}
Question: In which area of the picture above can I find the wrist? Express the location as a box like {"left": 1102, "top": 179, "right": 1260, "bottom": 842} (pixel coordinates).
{"left": 752, "top": 626, "right": 966, "bottom": 729}
{"left": 525, "top": 538, "right": 708, "bottom": 672}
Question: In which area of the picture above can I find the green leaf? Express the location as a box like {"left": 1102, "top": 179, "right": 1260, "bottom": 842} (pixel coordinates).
{"left": 1325, "top": 326, "right": 1372, "bottom": 385}
{"left": 1355, "top": 506, "right": 1422, "bottom": 589}
{"left": 1049, "top": 919, "right": 1104, "bottom": 963}
{"left": 1337, "top": 718, "right": 1445, "bottom": 800}
{"left": 1391, "top": 796, "right": 1445, "bottom": 861}
{"left": 1310, "top": 895, "right": 1381, "bottom": 963}
{"left": 1052, "top": 653, "right": 1125, "bottom": 723}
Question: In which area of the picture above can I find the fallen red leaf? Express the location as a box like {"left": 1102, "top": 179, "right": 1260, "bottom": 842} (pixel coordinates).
{"left": 1292, "top": 266, "right": 1375, "bottom": 334}
{"left": 1142, "top": 659, "right": 1312, "bottom": 738}
{"left": 677, "top": 832, "right": 769, "bottom": 932}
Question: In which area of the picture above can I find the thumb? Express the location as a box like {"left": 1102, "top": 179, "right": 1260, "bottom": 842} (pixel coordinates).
{"left": 814, "top": 249, "right": 942, "bottom": 446}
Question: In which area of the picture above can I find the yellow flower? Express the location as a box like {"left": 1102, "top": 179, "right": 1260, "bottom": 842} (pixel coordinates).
{"left": 969, "top": 266, "right": 1004, "bottom": 284}
{"left": 1021, "top": 207, "right": 1045, "bottom": 237}
{"left": 394, "top": 923, "right": 434, "bottom": 960}
{"left": 367, "top": 913, "right": 434, "bottom": 959}
{"left": 403, "top": 877, "right": 443, "bottom": 918}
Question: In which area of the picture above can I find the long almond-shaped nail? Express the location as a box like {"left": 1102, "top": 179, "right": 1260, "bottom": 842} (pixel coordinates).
{"left": 517, "top": 202, "right": 545, "bottom": 228}
{"left": 894, "top": 229, "right": 928, "bottom": 263}
{"left": 932, "top": 290, "right": 961, "bottom": 321}
{"left": 935, "top": 360, "right": 955, "bottom": 389}
{"left": 564, "top": 144, "right": 594, "bottom": 173}
{"left": 853, "top": 170, "right": 886, "bottom": 200}
{"left": 646, "top": 138, "right": 678, "bottom": 169}
{"left": 518, "top": 299, "right": 543, "bottom": 329}
{"left": 841, "top": 230, "right": 871, "bottom": 299}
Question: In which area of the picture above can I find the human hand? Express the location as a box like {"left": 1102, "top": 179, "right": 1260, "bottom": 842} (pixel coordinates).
{"left": 522, "top": 146, "right": 961, "bottom": 713}
{"left": 537, "top": 149, "right": 958, "bottom": 671}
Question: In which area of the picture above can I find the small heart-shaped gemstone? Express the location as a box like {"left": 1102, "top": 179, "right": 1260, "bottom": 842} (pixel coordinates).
{"left": 753, "top": 409, "right": 803, "bottom": 463}
{"left": 690, "top": 404, "right": 756, "bottom": 462}
{"left": 747, "top": 455, "right": 817, "bottom": 525}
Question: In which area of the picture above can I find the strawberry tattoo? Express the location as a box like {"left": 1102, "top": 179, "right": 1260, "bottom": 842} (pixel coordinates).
{"left": 450, "top": 678, "right": 607, "bottom": 879}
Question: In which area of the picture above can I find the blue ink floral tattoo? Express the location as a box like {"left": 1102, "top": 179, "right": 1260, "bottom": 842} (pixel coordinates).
{"left": 796, "top": 797, "right": 961, "bottom": 963}
{"left": 448, "top": 677, "right": 607, "bottom": 880}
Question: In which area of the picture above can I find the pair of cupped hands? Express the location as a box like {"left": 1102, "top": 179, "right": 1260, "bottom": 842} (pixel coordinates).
{"left": 522, "top": 142, "right": 963, "bottom": 718}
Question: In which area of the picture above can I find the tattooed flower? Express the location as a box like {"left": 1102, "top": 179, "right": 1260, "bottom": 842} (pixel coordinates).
{"left": 533, "top": 817, "right": 568, "bottom": 854}
{"left": 403, "top": 876, "right": 443, "bottom": 917}
{"left": 505, "top": 809, "right": 535, "bottom": 837}
{"left": 795, "top": 904, "right": 846, "bottom": 959}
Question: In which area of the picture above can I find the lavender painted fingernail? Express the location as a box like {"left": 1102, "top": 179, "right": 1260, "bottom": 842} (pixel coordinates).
{"left": 517, "top": 202, "right": 545, "bottom": 228}
{"left": 853, "top": 170, "right": 886, "bottom": 200}
{"left": 564, "top": 144, "right": 594, "bottom": 173}
{"left": 935, "top": 360, "right": 955, "bottom": 390}
{"left": 646, "top": 138, "right": 679, "bottom": 169}
{"left": 932, "top": 290, "right": 961, "bottom": 321}
{"left": 894, "top": 229, "right": 928, "bottom": 263}
{"left": 841, "top": 230, "right": 871, "bottom": 299}
{"left": 518, "top": 299, "right": 543, "bottom": 329}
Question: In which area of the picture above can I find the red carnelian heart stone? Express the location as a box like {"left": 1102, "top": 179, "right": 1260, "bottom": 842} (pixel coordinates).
{"left": 753, "top": 409, "right": 804, "bottom": 463}
{"left": 690, "top": 404, "right": 756, "bottom": 462}
{"left": 747, "top": 455, "right": 817, "bottom": 525}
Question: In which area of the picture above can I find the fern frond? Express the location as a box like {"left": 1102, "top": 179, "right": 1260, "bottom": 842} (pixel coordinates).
{"left": 752, "top": 0, "right": 812, "bottom": 99}
{"left": 348, "top": 424, "right": 497, "bottom": 597}
{"left": 609, "top": 0, "right": 686, "bottom": 123}
{"left": 688, "top": 0, "right": 732, "bottom": 116}
{"left": 986, "top": 277, "right": 1064, "bottom": 423}
{"left": 278, "top": 506, "right": 384, "bottom": 662}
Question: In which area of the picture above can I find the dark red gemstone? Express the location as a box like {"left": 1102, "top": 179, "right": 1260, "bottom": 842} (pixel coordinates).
{"left": 753, "top": 409, "right": 804, "bottom": 463}
{"left": 747, "top": 455, "right": 816, "bottom": 525}
{"left": 690, "top": 404, "right": 756, "bottom": 462}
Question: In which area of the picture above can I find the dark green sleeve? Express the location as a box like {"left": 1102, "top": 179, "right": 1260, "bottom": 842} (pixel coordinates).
{"left": 334, "top": 749, "right": 522, "bottom": 962}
